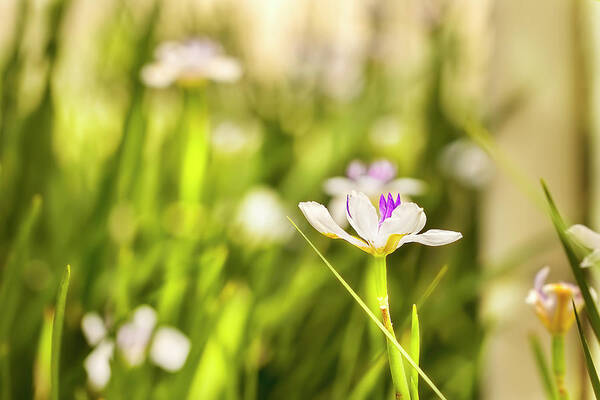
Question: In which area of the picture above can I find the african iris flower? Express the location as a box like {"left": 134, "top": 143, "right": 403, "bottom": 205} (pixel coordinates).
{"left": 525, "top": 266, "right": 586, "bottom": 334}
{"left": 298, "top": 190, "right": 462, "bottom": 256}
{"left": 567, "top": 224, "right": 600, "bottom": 268}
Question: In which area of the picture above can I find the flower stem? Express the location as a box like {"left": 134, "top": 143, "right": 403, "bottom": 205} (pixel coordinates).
{"left": 552, "top": 334, "right": 569, "bottom": 400}
{"left": 374, "top": 256, "right": 411, "bottom": 400}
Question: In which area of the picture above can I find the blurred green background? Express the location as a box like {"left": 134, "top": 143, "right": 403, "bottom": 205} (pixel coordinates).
{"left": 1, "top": 0, "right": 598, "bottom": 399}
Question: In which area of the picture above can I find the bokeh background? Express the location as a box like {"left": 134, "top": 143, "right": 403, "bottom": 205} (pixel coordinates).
{"left": 1, "top": 0, "right": 599, "bottom": 399}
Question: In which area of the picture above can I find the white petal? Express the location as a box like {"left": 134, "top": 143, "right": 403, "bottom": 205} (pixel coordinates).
{"left": 534, "top": 266, "right": 550, "bottom": 291}
{"left": 84, "top": 340, "right": 114, "bottom": 390}
{"left": 397, "top": 229, "right": 462, "bottom": 247}
{"left": 150, "top": 327, "right": 191, "bottom": 372}
{"left": 375, "top": 202, "right": 426, "bottom": 249}
{"left": 568, "top": 224, "right": 600, "bottom": 250}
{"left": 81, "top": 312, "right": 107, "bottom": 347}
{"left": 328, "top": 197, "right": 349, "bottom": 227}
{"left": 298, "top": 201, "right": 370, "bottom": 250}
{"left": 323, "top": 177, "right": 356, "bottom": 196}
{"left": 385, "top": 178, "right": 427, "bottom": 196}
{"left": 525, "top": 289, "right": 539, "bottom": 305}
{"left": 582, "top": 249, "right": 600, "bottom": 268}
{"left": 345, "top": 191, "right": 379, "bottom": 243}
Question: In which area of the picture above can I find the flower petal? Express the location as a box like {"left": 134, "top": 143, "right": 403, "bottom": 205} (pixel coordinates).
{"left": 582, "top": 248, "right": 600, "bottom": 268}
{"left": 534, "top": 266, "right": 550, "bottom": 291}
{"left": 397, "top": 229, "right": 462, "bottom": 247}
{"left": 377, "top": 200, "right": 423, "bottom": 236}
{"left": 567, "top": 224, "right": 600, "bottom": 250}
{"left": 323, "top": 177, "right": 356, "bottom": 196}
{"left": 298, "top": 201, "right": 370, "bottom": 252}
{"left": 345, "top": 191, "right": 379, "bottom": 243}
{"left": 385, "top": 178, "right": 427, "bottom": 196}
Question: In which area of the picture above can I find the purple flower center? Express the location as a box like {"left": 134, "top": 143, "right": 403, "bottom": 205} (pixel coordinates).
{"left": 379, "top": 193, "right": 401, "bottom": 225}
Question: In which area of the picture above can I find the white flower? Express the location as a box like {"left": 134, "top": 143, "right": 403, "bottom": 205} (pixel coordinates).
{"left": 323, "top": 160, "right": 426, "bottom": 226}
{"left": 526, "top": 266, "right": 587, "bottom": 334}
{"left": 81, "top": 312, "right": 107, "bottom": 347}
{"left": 440, "top": 139, "right": 494, "bottom": 188}
{"left": 211, "top": 121, "right": 261, "bottom": 156}
{"left": 149, "top": 327, "right": 191, "bottom": 372}
{"left": 116, "top": 305, "right": 157, "bottom": 367}
{"left": 84, "top": 340, "right": 114, "bottom": 390}
{"left": 141, "top": 38, "right": 242, "bottom": 88}
{"left": 567, "top": 224, "right": 600, "bottom": 268}
{"left": 234, "top": 187, "right": 292, "bottom": 246}
{"left": 299, "top": 190, "right": 462, "bottom": 256}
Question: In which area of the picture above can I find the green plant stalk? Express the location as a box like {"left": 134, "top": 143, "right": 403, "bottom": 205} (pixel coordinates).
{"left": 375, "top": 256, "right": 410, "bottom": 400}
{"left": 51, "top": 265, "right": 71, "bottom": 400}
{"left": 180, "top": 88, "right": 209, "bottom": 205}
{"left": 410, "top": 305, "right": 420, "bottom": 400}
{"left": 551, "top": 334, "right": 568, "bottom": 400}
{"left": 528, "top": 334, "right": 558, "bottom": 400}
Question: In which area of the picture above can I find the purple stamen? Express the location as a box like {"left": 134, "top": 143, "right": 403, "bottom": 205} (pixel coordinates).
{"left": 379, "top": 192, "right": 402, "bottom": 225}
{"left": 346, "top": 195, "right": 351, "bottom": 218}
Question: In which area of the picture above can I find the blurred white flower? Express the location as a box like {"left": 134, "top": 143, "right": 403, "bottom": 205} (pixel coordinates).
{"left": 84, "top": 340, "right": 114, "bottom": 390}
{"left": 440, "top": 139, "right": 494, "bottom": 188}
{"left": 211, "top": 121, "right": 261, "bottom": 156}
{"left": 141, "top": 38, "right": 242, "bottom": 88}
{"left": 324, "top": 159, "right": 426, "bottom": 226}
{"left": 299, "top": 191, "right": 461, "bottom": 256}
{"left": 525, "top": 266, "right": 588, "bottom": 334}
{"left": 116, "top": 305, "right": 157, "bottom": 367}
{"left": 81, "top": 312, "right": 107, "bottom": 347}
{"left": 235, "top": 187, "right": 292, "bottom": 246}
{"left": 149, "top": 327, "right": 191, "bottom": 372}
{"left": 567, "top": 224, "right": 600, "bottom": 268}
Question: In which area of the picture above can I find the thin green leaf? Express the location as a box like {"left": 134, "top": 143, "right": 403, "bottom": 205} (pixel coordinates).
{"left": 51, "top": 265, "right": 71, "bottom": 400}
{"left": 410, "top": 305, "right": 420, "bottom": 400}
{"left": 288, "top": 217, "right": 447, "bottom": 400}
{"left": 574, "top": 302, "right": 600, "bottom": 399}
{"left": 541, "top": 180, "right": 600, "bottom": 341}
{"left": 529, "top": 334, "right": 558, "bottom": 400}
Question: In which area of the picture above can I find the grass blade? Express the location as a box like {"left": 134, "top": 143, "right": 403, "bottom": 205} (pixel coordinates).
{"left": 288, "top": 217, "right": 447, "bottom": 400}
{"left": 541, "top": 180, "right": 600, "bottom": 341}
{"left": 410, "top": 305, "right": 420, "bottom": 400}
{"left": 528, "top": 334, "right": 558, "bottom": 400}
{"left": 574, "top": 302, "right": 600, "bottom": 399}
{"left": 51, "top": 265, "right": 71, "bottom": 400}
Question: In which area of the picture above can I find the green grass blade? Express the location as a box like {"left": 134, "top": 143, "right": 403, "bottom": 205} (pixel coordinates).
{"left": 51, "top": 265, "right": 71, "bottom": 400}
{"left": 288, "top": 217, "right": 447, "bottom": 400}
{"left": 541, "top": 180, "right": 600, "bottom": 341}
{"left": 528, "top": 334, "right": 558, "bottom": 400}
{"left": 574, "top": 302, "right": 600, "bottom": 399}
{"left": 410, "top": 305, "right": 420, "bottom": 400}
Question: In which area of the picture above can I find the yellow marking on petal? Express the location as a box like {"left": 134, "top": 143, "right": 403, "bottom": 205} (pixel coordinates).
{"left": 378, "top": 233, "right": 407, "bottom": 256}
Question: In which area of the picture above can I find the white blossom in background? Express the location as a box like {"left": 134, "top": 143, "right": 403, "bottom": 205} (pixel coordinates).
{"left": 440, "top": 139, "right": 494, "bottom": 188}
{"left": 299, "top": 190, "right": 461, "bottom": 256}
{"left": 116, "top": 305, "right": 157, "bottom": 367}
{"left": 141, "top": 38, "right": 242, "bottom": 88}
{"left": 567, "top": 224, "right": 600, "bottom": 268}
{"left": 323, "top": 159, "right": 426, "bottom": 226}
{"left": 235, "top": 187, "right": 292, "bottom": 246}
{"left": 149, "top": 327, "right": 191, "bottom": 372}
{"left": 81, "top": 312, "right": 107, "bottom": 347}
{"left": 211, "top": 121, "right": 261, "bottom": 156}
{"left": 84, "top": 340, "right": 114, "bottom": 390}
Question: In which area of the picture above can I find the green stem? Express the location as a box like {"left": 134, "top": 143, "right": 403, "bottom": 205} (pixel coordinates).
{"left": 552, "top": 334, "right": 569, "bottom": 400}
{"left": 375, "top": 256, "right": 410, "bottom": 400}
